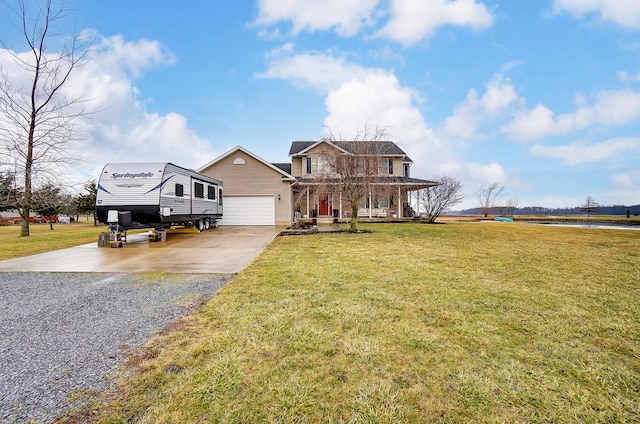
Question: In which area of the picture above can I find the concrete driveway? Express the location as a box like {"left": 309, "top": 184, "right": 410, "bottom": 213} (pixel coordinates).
{"left": 0, "top": 226, "right": 282, "bottom": 273}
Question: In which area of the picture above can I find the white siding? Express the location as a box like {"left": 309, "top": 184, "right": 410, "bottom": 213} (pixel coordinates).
{"left": 97, "top": 162, "right": 167, "bottom": 207}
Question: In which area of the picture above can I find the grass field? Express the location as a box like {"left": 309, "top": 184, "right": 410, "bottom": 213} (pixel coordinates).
{"left": 61, "top": 222, "right": 639, "bottom": 423}
{"left": 0, "top": 218, "right": 105, "bottom": 261}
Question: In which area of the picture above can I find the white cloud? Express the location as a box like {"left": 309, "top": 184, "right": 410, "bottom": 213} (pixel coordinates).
{"left": 466, "top": 162, "right": 509, "bottom": 185}
{"left": 618, "top": 71, "right": 640, "bottom": 82}
{"left": 95, "top": 35, "right": 175, "bottom": 78}
{"left": 321, "top": 70, "right": 518, "bottom": 201}
{"left": 481, "top": 76, "right": 521, "bottom": 114}
{"left": 441, "top": 74, "right": 522, "bottom": 140}
{"left": 256, "top": 45, "right": 385, "bottom": 91}
{"left": 611, "top": 171, "right": 635, "bottom": 187}
{"left": 253, "top": 0, "right": 494, "bottom": 44}
{"left": 256, "top": 47, "right": 521, "bottom": 209}
{"left": 503, "top": 90, "right": 640, "bottom": 142}
{"left": 553, "top": 0, "right": 640, "bottom": 29}
{"left": 0, "top": 34, "right": 216, "bottom": 187}
{"left": 609, "top": 168, "right": 640, "bottom": 205}
{"left": 322, "top": 73, "right": 457, "bottom": 174}
{"left": 530, "top": 137, "right": 640, "bottom": 164}
{"left": 253, "top": 0, "right": 379, "bottom": 36}
{"left": 72, "top": 40, "right": 217, "bottom": 175}
{"left": 377, "top": 0, "right": 494, "bottom": 45}
{"left": 502, "top": 104, "right": 557, "bottom": 141}
{"left": 257, "top": 47, "right": 432, "bottom": 153}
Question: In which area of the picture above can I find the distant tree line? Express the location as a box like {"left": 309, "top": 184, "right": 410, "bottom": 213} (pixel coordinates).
{"left": 456, "top": 204, "right": 640, "bottom": 216}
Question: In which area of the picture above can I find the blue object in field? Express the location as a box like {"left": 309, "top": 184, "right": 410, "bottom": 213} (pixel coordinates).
{"left": 494, "top": 217, "right": 513, "bottom": 222}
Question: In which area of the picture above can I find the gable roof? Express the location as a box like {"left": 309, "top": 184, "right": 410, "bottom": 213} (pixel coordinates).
{"left": 198, "top": 146, "right": 296, "bottom": 181}
{"left": 289, "top": 140, "right": 408, "bottom": 157}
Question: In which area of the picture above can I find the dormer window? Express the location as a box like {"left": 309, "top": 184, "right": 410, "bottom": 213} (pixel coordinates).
{"left": 403, "top": 164, "right": 410, "bottom": 177}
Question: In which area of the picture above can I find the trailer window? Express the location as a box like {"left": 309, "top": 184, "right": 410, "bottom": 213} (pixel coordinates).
{"left": 194, "top": 182, "right": 204, "bottom": 198}
{"left": 175, "top": 183, "right": 184, "bottom": 197}
{"left": 208, "top": 185, "right": 216, "bottom": 200}
{"left": 218, "top": 188, "right": 223, "bottom": 206}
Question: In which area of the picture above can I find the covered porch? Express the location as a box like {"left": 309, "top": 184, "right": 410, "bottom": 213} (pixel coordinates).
{"left": 292, "top": 177, "right": 438, "bottom": 221}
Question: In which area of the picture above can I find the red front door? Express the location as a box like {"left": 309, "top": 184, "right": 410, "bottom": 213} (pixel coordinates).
{"left": 318, "top": 193, "right": 331, "bottom": 216}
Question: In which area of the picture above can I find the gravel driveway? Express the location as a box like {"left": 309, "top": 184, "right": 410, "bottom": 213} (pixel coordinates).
{"left": 0, "top": 272, "right": 231, "bottom": 423}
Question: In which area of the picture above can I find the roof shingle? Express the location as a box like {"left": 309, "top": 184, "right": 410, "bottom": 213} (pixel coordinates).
{"left": 289, "top": 140, "right": 407, "bottom": 156}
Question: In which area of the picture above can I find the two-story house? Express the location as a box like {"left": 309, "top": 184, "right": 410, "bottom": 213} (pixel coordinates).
{"left": 288, "top": 140, "right": 437, "bottom": 220}
{"left": 198, "top": 141, "right": 436, "bottom": 225}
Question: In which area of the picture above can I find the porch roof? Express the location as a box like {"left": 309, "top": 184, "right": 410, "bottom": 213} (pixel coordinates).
{"left": 294, "top": 176, "right": 438, "bottom": 189}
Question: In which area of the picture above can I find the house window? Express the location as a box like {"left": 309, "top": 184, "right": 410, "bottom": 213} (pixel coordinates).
{"left": 175, "top": 183, "right": 184, "bottom": 197}
{"left": 233, "top": 157, "right": 245, "bottom": 165}
{"left": 194, "top": 182, "right": 204, "bottom": 198}
{"left": 208, "top": 185, "right": 216, "bottom": 200}
{"left": 379, "top": 158, "right": 393, "bottom": 175}
{"left": 403, "top": 164, "right": 410, "bottom": 177}
{"left": 376, "top": 196, "right": 391, "bottom": 208}
{"left": 355, "top": 158, "right": 366, "bottom": 175}
{"left": 306, "top": 157, "right": 330, "bottom": 174}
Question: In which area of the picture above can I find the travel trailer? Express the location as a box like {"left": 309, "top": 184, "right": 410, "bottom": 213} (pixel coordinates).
{"left": 96, "top": 162, "right": 223, "bottom": 232}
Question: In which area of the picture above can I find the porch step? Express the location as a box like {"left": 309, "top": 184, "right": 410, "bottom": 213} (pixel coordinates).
{"left": 315, "top": 217, "right": 334, "bottom": 224}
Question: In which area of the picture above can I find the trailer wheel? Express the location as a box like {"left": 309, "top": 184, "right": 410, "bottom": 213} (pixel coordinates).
{"left": 204, "top": 218, "right": 211, "bottom": 231}
{"left": 197, "top": 219, "right": 205, "bottom": 232}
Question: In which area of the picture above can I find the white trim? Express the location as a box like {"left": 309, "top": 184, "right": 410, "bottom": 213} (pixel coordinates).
{"left": 290, "top": 140, "right": 350, "bottom": 157}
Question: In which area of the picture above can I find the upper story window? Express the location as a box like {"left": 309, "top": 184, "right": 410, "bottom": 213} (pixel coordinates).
{"left": 403, "top": 164, "right": 410, "bottom": 177}
{"left": 379, "top": 158, "right": 393, "bottom": 175}
{"left": 306, "top": 157, "right": 331, "bottom": 174}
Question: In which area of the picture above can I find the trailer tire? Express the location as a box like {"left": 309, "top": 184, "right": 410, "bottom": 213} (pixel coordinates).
{"left": 204, "top": 218, "right": 211, "bottom": 231}
{"left": 197, "top": 219, "right": 205, "bottom": 232}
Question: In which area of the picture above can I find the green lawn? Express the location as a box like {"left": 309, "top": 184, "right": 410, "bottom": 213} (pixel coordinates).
{"left": 59, "top": 222, "right": 640, "bottom": 422}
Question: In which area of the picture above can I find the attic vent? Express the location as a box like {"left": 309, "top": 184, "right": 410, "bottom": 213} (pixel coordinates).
{"left": 233, "top": 157, "right": 246, "bottom": 165}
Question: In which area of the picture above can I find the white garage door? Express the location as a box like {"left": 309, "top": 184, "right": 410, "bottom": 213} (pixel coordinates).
{"left": 220, "top": 195, "right": 275, "bottom": 226}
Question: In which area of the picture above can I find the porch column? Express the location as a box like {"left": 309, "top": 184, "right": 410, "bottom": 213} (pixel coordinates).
{"left": 398, "top": 186, "right": 401, "bottom": 218}
{"left": 368, "top": 191, "right": 372, "bottom": 218}
{"left": 306, "top": 188, "right": 310, "bottom": 218}
{"left": 339, "top": 191, "right": 342, "bottom": 219}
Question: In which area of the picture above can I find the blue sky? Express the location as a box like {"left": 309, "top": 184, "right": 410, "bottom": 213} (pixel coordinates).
{"left": 2, "top": 0, "right": 640, "bottom": 209}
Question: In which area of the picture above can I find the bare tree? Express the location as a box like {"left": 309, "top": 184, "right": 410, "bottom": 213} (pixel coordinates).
{"left": 581, "top": 196, "right": 599, "bottom": 218}
{"left": 416, "top": 175, "right": 463, "bottom": 224}
{"left": 505, "top": 198, "right": 520, "bottom": 217}
{"left": 476, "top": 183, "right": 505, "bottom": 217}
{"left": 295, "top": 125, "right": 393, "bottom": 232}
{"left": 0, "top": 0, "right": 91, "bottom": 236}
